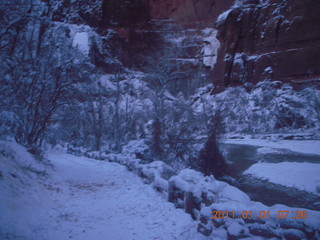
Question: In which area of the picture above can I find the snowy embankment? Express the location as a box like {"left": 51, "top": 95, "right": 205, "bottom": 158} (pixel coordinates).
{"left": 244, "top": 162, "right": 320, "bottom": 195}
{"left": 2, "top": 140, "right": 320, "bottom": 239}
{"left": 0, "top": 141, "right": 203, "bottom": 240}
{"left": 225, "top": 137, "right": 320, "bottom": 195}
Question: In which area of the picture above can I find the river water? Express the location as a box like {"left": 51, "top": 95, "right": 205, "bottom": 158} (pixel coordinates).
{"left": 220, "top": 143, "right": 320, "bottom": 210}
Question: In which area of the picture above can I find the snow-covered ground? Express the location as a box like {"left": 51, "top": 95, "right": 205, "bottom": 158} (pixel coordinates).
{"left": 2, "top": 140, "right": 320, "bottom": 239}
{"left": 0, "top": 143, "right": 204, "bottom": 240}
{"left": 244, "top": 162, "right": 320, "bottom": 195}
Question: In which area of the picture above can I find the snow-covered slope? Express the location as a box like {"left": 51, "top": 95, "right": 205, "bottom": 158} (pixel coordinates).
{"left": 245, "top": 162, "right": 320, "bottom": 195}
{"left": 0, "top": 145, "right": 205, "bottom": 240}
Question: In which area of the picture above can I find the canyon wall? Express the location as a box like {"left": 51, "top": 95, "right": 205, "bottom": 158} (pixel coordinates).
{"left": 50, "top": 0, "right": 320, "bottom": 93}
{"left": 101, "top": 0, "right": 233, "bottom": 27}
{"left": 212, "top": 0, "right": 320, "bottom": 92}
{"left": 146, "top": 0, "right": 233, "bottom": 24}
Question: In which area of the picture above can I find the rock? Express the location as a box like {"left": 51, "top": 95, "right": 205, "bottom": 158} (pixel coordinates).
{"left": 228, "top": 221, "right": 246, "bottom": 236}
{"left": 197, "top": 223, "right": 212, "bottom": 236}
{"left": 212, "top": 217, "right": 225, "bottom": 228}
{"left": 101, "top": 0, "right": 149, "bottom": 27}
{"left": 200, "top": 214, "right": 208, "bottom": 225}
{"left": 184, "top": 192, "right": 200, "bottom": 219}
{"left": 168, "top": 180, "right": 178, "bottom": 203}
{"left": 101, "top": 0, "right": 233, "bottom": 27}
{"left": 146, "top": 0, "right": 233, "bottom": 25}
{"left": 249, "top": 223, "right": 279, "bottom": 238}
{"left": 212, "top": 0, "right": 320, "bottom": 92}
{"left": 212, "top": 227, "right": 229, "bottom": 239}
{"left": 282, "top": 229, "right": 307, "bottom": 240}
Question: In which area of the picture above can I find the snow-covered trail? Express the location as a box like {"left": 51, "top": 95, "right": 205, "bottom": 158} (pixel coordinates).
{"left": 1, "top": 150, "right": 202, "bottom": 240}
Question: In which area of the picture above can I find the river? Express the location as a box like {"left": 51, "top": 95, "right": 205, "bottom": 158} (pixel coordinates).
{"left": 220, "top": 143, "right": 320, "bottom": 210}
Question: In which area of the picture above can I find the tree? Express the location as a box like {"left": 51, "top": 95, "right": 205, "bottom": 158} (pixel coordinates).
{"left": 83, "top": 81, "right": 105, "bottom": 151}
{"left": 152, "top": 117, "right": 162, "bottom": 155}
{"left": 197, "top": 111, "right": 227, "bottom": 178}
{"left": 0, "top": 7, "right": 94, "bottom": 148}
{"left": 142, "top": 50, "right": 183, "bottom": 157}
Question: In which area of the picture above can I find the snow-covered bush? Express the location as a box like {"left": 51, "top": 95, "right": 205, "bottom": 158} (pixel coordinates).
{"left": 192, "top": 81, "right": 320, "bottom": 134}
{"left": 0, "top": 139, "right": 49, "bottom": 182}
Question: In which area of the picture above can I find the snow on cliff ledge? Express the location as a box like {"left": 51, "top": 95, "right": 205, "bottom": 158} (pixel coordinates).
{"left": 203, "top": 28, "right": 220, "bottom": 69}
{"left": 72, "top": 32, "right": 90, "bottom": 55}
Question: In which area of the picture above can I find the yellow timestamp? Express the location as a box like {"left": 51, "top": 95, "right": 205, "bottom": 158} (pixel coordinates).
{"left": 212, "top": 210, "right": 309, "bottom": 220}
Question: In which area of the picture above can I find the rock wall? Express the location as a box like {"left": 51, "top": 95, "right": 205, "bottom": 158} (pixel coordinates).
{"left": 128, "top": 20, "right": 217, "bottom": 95}
{"left": 212, "top": 0, "right": 320, "bottom": 92}
{"left": 146, "top": 0, "right": 233, "bottom": 25}
{"left": 100, "top": 0, "right": 233, "bottom": 27}
{"left": 45, "top": 0, "right": 232, "bottom": 95}
{"left": 99, "top": 1, "right": 233, "bottom": 95}
{"left": 48, "top": 0, "right": 320, "bottom": 93}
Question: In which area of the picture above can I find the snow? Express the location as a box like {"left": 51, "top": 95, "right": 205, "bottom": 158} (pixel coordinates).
{"left": 244, "top": 162, "right": 320, "bottom": 195}
{"left": 233, "top": 53, "right": 245, "bottom": 70}
{"left": 0, "top": 139, "right": 48, "bottom": 181}
{"left": 257, "top": 147, "right": 283, "bottom": 154}
{"left": 151, "top": 176, "right": 169, "bottom": 192}
{"left": 121, "top": 140, "right": 148, "bottom": 160}
{"left": 227, "top": 222, "right": 243, "bottom": 236}
{"left": 2, "top": 140, "right": 320, "bottom": 239}
{"left": 220, "top": 184, "right": 251, "bottom": 203}
{"left": 141, "top": 161, "right": 171, "bottom": 180}
{"left": 264, "top": 66, "right": 273, "bottom": 74}
{"left": 212, "top": 228, "right": 228, "bottom": 239}
{"left": 167, "top": 36, "right": 186, "bottom": 45}
{"left": 217, "top": 9, "right": 232, "bottom": 24}
{"left": 170, "top": 169, "right": 250, "bottom": 203}
{"left": 203, "top": 28, "right": 219, "bottom": 68}
{"left": 99, "top": 74, "right": 117, "bottom": 91}
{"left": 0, "top": 146, "right": 203, "bottom": 240}
{"left": 72, "top": 32, "right": 90, "bottom": 55}
{"left": 176, "top": 58, "right": 198, "bottom": 64}
{"left": 224, "top": 138, "right": 320, "bottom": 155}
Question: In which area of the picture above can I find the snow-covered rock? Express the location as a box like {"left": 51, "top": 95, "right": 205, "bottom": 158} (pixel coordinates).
{"left": 72, "top": 32, "right": 90, "bottom": 55}
{"left": 244, "top": 162, "right": 320, "bottom": 195}
{"left": 202, "top": 28, "right": 219, "bottom": 68}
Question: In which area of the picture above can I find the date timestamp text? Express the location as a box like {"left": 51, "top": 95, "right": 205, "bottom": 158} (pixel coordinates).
{"left": 212, "top": 210, "right": 308, "bottom": 220}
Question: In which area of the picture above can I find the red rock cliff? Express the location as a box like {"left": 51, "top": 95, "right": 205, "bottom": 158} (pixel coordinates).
{"left": 101, "top": 0, "right": 233, "bottom": 27}
{"left": 212, "top": 0, "right": 320, "bottom": 92}
{"left": 146, "top": 0, "right": 233, "bottom": 24}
